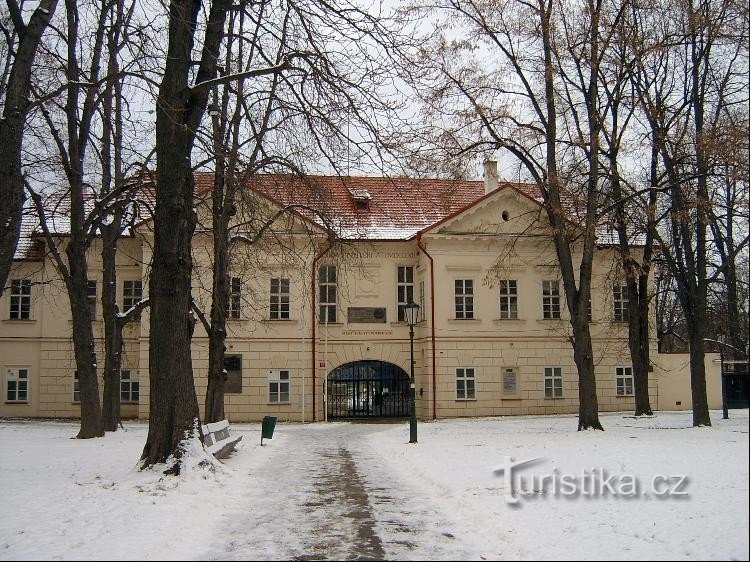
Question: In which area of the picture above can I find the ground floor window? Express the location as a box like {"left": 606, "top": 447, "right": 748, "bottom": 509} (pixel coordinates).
{"left": 268, "top": 369, "right": 290, "bottom": 403}
{"left": 73, "top": 371, "right": 80, "bottom": 402}
{"left": 456, "top": 368, "right": 476, "bottom": 400}
{"left": 544, "top": 367, "right": 563, "bottom": 398}
{"left": 224, "top": 355, "right": 242, "bottom": 393}
{"left": 616, "top": 366, "right": 634, "bottom": 396}
{"left": 5, "top": 367, "right": 29, "bottom": 402}
{"left": 120, "top": 370, "right": 139, "bottom": 402}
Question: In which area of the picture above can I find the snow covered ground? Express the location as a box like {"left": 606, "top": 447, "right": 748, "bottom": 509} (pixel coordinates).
{"left": 0, "top": 410, "right": 747, "bottom": 561}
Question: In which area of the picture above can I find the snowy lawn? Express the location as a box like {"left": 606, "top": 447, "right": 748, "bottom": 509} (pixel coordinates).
{"left": 0, "top": 410, "right": 747, "bottom": 561}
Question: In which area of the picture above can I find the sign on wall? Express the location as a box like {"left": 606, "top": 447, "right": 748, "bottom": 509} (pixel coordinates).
{"left": 347, "top": 307, "right": 387, "bottom": 323}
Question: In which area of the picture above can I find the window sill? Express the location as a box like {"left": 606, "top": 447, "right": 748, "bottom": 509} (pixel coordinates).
{"left": 544, "top": 396, "right": 564, "bottom": 400}
{"left": 317, "top": 322, "right": 344, "bottom": 327}
{"left": 3, "top": 318, "right": 36, "bottom": 323}
{"left": 455, "top": 398, "right": 477, "bottom": 402}
{"left": 267, "top": 402, "right": 291, "bottom": 406}
{"left": 615, "top": 394, "right": 634, "bottom": 398}
{"left": 5, "top": 401, "right": 29, "bottom": 405}
{"left": 448, "top": 318, "right": 481, "bottom": 323}
{"left": 540, "top": 317, "right": 563, "bottom": 321}
{"left": 262, "top": 318, "right": 298, "bottom": 324}
{"left": 493, "top": 317, "right": 524, "bottom": 322}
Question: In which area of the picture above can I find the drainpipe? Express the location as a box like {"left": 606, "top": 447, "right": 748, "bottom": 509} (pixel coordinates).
{"left": 311, "top": 242, "right": 332, "bottom": 422}
{"left": 416, "top": 233, "right": 437, "bottom": 420}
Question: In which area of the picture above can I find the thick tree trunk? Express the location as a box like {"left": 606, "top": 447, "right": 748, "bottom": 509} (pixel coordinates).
{"left": 632, "top": 273, "right": 653, "bottom": 416}
{"left": 66, "top": 242, "right": 104, "bottom": 438}
{"left": 0, "top": 0, "right": 59, "bottom": 295}
{"left": 101, "top": 225, "right": 123, "bottom": 432}
{"left": 572, "top": 313, "right": 604, "bottom": 430}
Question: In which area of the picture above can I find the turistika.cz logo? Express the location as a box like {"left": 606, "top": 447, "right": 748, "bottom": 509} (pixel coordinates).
{"left": 492, "top": 456, "right": 689, "bottom": 505}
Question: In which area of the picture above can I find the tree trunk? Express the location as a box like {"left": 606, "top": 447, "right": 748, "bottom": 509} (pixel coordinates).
{"left": 101, "top": 224, "right": 123, "bottom": 432}
{"left": 632, "top": 273, "right": 653, "bottom": 416}
{"left": 66, "top": 242, "right": 104, "bottom": 438}
{"left": 687, "top": 321, "right": 711, "bottom": 427}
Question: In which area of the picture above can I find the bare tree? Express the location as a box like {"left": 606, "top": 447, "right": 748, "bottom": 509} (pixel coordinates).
{"left": 0, "top": 0, "right": 59, "bottom": 295}
{"left": 407, "top": 0, "right": 613, "bottom": 429}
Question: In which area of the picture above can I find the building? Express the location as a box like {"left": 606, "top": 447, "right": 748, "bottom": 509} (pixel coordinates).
{"left": 0, "top": 164, "right": 725, "bottom": 422}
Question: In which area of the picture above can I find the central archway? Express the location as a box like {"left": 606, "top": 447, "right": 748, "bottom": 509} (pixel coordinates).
{"left": 327, "top": 360, "right": 410, "bottom": 419}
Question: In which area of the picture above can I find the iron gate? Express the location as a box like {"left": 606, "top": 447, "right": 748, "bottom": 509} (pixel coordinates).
{"left": 327, "top": 360, "right": 410, "bottom": 419}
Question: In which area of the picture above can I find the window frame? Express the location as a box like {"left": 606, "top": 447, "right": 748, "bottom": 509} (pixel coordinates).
{"left": 268, "top": 369, "right": 291, "bottom": 404}
{"left": 120, "top": 369, "right": 140, "bottom": 403}
{"left": 122, "top": 280, "right": 143, "bottom": 313}
{"left": 269, "top": 277, "right": 291, "bottom": 320}
{"left": 9, "top": 279, "right": 32, "bottom": 320}
{"left": 225, "top": 276, "right": 242, "bottom": 320}
{"left": 318, "top": 265, "right": 337, "bottom": 323}
{"left": 542, "top": 280, "right": 561, "bottom": 319}
{"left": 5, "top": 367, "right": 30, "bottom": 403}
{"left": 454, "top": 279, "right": 474, "bottom": 319}
{"left": 499, "top": 279, "right": 518, "bottom": 319}
{"left": 613, "top": 284, "right": 630, "bottom": 322}
{"left": 544, "top": 366, "right": 563, "bottom": 399}
{"left": 615, "top": 366, "right": 634, "bottom": 396}
{"left": 73, "top": 371, "right": 80, "bottom": 403}
{"left": 455, "top": 367, "right": 476, "bottom": 400}
{"left": 397, "top": 266, "right": 415, "bottom": 322}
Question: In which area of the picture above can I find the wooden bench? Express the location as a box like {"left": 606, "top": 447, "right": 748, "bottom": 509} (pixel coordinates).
{"left": 201, "top": 419, "right": 242, "bottom": 459}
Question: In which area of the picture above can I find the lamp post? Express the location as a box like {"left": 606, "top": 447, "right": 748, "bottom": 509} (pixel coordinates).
{"left": 404, "top": 299, "right": 420, "bottom": 444}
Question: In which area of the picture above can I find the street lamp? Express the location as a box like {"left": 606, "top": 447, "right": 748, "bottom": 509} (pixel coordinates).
{"left": 403, "top": 299, "right": 420, "bottom": 444}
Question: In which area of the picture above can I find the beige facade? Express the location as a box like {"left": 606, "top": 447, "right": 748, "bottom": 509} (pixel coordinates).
{"left": 0, "top": 175, "right": 713, "bottom": 423}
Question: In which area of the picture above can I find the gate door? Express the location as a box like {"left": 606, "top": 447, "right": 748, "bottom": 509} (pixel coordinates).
{"left": 327, "top": 360, "right": 410, "bottom": 419}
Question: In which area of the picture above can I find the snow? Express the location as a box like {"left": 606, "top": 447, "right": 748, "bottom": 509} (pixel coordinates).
{"left": 0, "top": 410, "right": 747, "bottom": 560}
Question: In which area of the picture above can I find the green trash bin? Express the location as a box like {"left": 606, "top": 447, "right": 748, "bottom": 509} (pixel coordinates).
{"left": 261, "top": 416, "right": 277, "bottom": 445}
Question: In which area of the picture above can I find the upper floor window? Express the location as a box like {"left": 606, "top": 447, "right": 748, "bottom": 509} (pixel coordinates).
{"left": 270, "top": 278, "right": 290, "bottom": 320}
{"left": 397, "top": 266, "right": 414, "bottom": 322}
{"left": 123, "top": 280, "right": 143, "bottom": 313}
{"left": 613, "top": 284, "right": 630, "bottom": 322}
{"left": 225, "top": 276, "right": 241, "bottom": 320}
{"left": 454, "top": 279, "right": 474, "bottom": 319}
{"left": 542, "top": 280, "right": 561, "bottom": 319}
{"left": 9, "top": 279, "right": 31, "bottom": 319}
{"left": 499, "top": 280, "right": 518, "bottom": 319}
{"left": 418, "top": 280, "right": 425, "bottom": 322}
{"left": 6, "top": 367, "right": 29, "bottom": 402}
{"left": 87, "top": 280, "right": 97, "bottom": 319}
{"left": 319, "top": 265, "right": 337, "bottom": 323}
{"left": 120, "top": 369, "right": 140, "bottom": 402}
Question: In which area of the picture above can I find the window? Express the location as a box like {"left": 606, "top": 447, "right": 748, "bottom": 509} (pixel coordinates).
{"left": 120, "top": 370, "right": 140, "bottom": 402}
{"left": 542, "top": 280, "right": 561, "bottom": 319}
{"left": 270, "top": 278, "right": 290, "bottom": 320}
{"left": 73, "top": 371, "right": 80, "bottom": 403}
{"left": 456, "top": 367, "right": 476, "bottom": 400}
{"left": 499, "top": 280, "right": 518, "bottom": 319}
{"left": 319, "top": 265, "right": 337, "bottom": 323}
{"left": 616, "top": 367, "right": 634, "bottom": 396}
{"left": 455, "top": 279, "right": 474, "bottom": 319}
{"left": 6, "top": 368, "right": 29, "bottom": 402}
{"left": 397, "top": 266, "right": 414, "bottom": 322}
{"left": 87, "top": 280, "right": 97, "bottom": 319}
{"left": 613, "top": 284, "right": 630, "bottom": 322}
{"left": 544, "top": 367, "right": 563, "bottom": 398}
{"left": 268, "top": 369, "right": 290, "bottom": 403}
{"left": 502, "top": 367, "right": 518, "bottom": 395}
{"left": 224, "top": 355, "right": 242, "bottom": 394}
{"left": 9, "top": 279, "right": 31, "bottom": 319}
{"left": 123, "top": 280, "right": 143, "bottom": 312}
{"left": 225, "top": 277, "right": 241, "bottom": 320}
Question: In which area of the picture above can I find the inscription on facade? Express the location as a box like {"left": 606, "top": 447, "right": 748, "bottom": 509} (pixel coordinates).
{"left": 347, "top": 307, "right": 387, "bottom": 323}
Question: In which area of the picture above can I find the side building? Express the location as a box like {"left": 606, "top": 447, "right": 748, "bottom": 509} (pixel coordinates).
{"left": 0, "top": 166, "right": 725, "bottom": 422}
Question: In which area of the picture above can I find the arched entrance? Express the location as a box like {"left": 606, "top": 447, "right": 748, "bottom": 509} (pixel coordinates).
{"left": 327, "top": 360, "right": 410, "bottom": 419}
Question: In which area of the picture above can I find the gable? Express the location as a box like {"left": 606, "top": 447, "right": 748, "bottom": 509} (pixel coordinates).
{"left": 424, "top": 185, "right": 549, "bottom": 238}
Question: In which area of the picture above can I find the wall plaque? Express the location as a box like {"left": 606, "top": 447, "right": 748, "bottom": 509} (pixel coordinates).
{"left": 347, "top": 307, "right": 387, "bottom": 323}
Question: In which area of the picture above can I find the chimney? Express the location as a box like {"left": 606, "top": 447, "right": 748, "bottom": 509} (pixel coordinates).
{"left": 483, "top": 159, "right": 499, "bottom": 194}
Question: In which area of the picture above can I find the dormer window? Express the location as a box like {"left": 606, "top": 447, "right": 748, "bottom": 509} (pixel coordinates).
{"left": 348, "top": 188, "right": 371, "bottom": 211}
